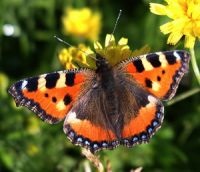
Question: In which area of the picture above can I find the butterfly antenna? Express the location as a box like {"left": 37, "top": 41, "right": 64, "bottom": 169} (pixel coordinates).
{"left": 108, "top": 9, "right": 122, "bottom": 44}
{"left": 54, "top": 35, "right": 97, "bottom": 60}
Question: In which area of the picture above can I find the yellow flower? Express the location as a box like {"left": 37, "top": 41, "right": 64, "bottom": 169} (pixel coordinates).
{"left": 150, "top": 0, "right": 200, "bottom": 48}
{"left": 58, "top": 34, "right": 150, "bottom": 69}
{"left": 62, "top": 7, "right": 101, "bottom": 41}
{"left": 59, "top": 44, "right": 96, "bottom": 69}
{"left": 94, "top": 34, "right": 132, "bottom": 66}
{"left": 94, "top": 34, "right": 150, "bottom": 66}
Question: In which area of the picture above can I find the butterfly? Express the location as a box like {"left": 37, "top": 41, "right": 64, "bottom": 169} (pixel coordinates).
{"left": 8, "top": 50, "right": 190, "bottom": 153}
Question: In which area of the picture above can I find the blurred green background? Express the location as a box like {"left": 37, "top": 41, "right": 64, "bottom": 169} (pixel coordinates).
{"left": 1, "top": 0, "right": 200, "bottom": 171}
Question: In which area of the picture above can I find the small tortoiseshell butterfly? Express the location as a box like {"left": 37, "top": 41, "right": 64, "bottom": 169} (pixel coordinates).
{"left": 8, "top": 50, "right": 190, "bottom": 153}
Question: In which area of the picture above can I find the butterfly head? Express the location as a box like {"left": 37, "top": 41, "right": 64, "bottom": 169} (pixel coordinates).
{"left": 96, "top": 53, "right": 109, "bottom": 65}
{"left": 95, "top": 53, "right": 111, "bottom": 73}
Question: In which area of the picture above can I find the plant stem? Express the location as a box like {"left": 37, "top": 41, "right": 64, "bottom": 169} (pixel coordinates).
{"left": 166, "top": 87, "right": 200, "bottom": 106}
{"left": 190, "top": 48, "right": 200, "bottom": 85}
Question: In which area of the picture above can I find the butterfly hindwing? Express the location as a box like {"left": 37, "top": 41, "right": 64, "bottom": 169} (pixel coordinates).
{"left": 119, "top": 50, "right": 190, "bottom": 100}
{"left": 121, "top": 95, "right": 164, "bottom": 147}
{"left": 63, "top": 77, "right": 119, "bottom": 152}
{"left": 8, "top": 69, "right": 91, "bottom": 124}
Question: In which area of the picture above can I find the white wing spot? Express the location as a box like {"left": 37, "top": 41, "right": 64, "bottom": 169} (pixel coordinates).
{"left": 56, "top": 72, "right": 66, "bottom": 88}
{"left": 174, "top": 51, "right": 181, "bottom": 60}
{"left": 56, "top": 100, "right": 66, "bottom": 111}
{"left": 147, "top": 95, "right": 157, "bottom": 107}
{"left": 158, "top": 53, "right": 168, "bottom": 68}
{"left": 38, "top": 76, "right": 47, "bottom": 91}
{"left": 65, "top": 111, "right": 81, "bottom": 124}
{"left": 152, "top": 81, "right": 160, "bottom": 91}
{"left": 141, "top": 57, "right": 153, "bottom": 71}
{"left": 21, "top": 80, "right": 28, "bottom": 89}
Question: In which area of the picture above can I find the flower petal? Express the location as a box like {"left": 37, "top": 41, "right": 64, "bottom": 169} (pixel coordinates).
{"left": 193, "top": 21, "right": 200, "bottom": 37}
{"left": 94, "top": 41, "right": 103, "bottom": 50}
{"left": 167, "top": 31, "right": 183, "bottom": 45}
{"left": 150, "top": 3, "right": 167, "bottom": 15}
{"left": 105, "top": 34, "right": 115, "bottom": 47}
{"left": 185, "top": 35, "right": 196, "bottom": 48}
{"left": 191, "top": 3, "right": 200, "bottom": 20}
{"left": 160, "top": 22, "right": 174, "bottom": 34}
{"left": 118, "top": 37, "right": 128, "bottom": 45}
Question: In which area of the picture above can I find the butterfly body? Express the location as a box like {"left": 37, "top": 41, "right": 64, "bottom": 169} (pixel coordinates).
{"left": 94, "top": 54, "right": 123, "bottom": 139}
{"left": 9, "top": 50, "right": 190, "bottom": 153}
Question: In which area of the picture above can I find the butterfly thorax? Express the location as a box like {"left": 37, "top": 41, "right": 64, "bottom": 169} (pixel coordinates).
{"left": 95, "top": 53, "right": 114, "bottom": 89}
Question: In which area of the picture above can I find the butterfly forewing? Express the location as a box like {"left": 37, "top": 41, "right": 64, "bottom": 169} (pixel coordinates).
{"left": 119, "top": 50, "right": 190, "bottom": 100}
{"left": 8, "top": 69, "right": 92, "bottom": 124}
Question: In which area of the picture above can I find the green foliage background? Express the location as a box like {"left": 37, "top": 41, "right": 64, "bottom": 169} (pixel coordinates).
{"left": 1, "top": 0, "right": 200, "bottom": 171}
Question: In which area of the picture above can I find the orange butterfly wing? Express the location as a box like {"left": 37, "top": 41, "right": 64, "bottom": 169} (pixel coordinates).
{"left": 121, "top": 95, "right": 164, "bottom": 147}
{"left": 8, "top": 70, "right": 90, "bottom": 124}
{"left": 120, "top": 50, "right": 190, "bottom": 100}
{"left": 64, "top": 118, "right": 119, "bottom": 152}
